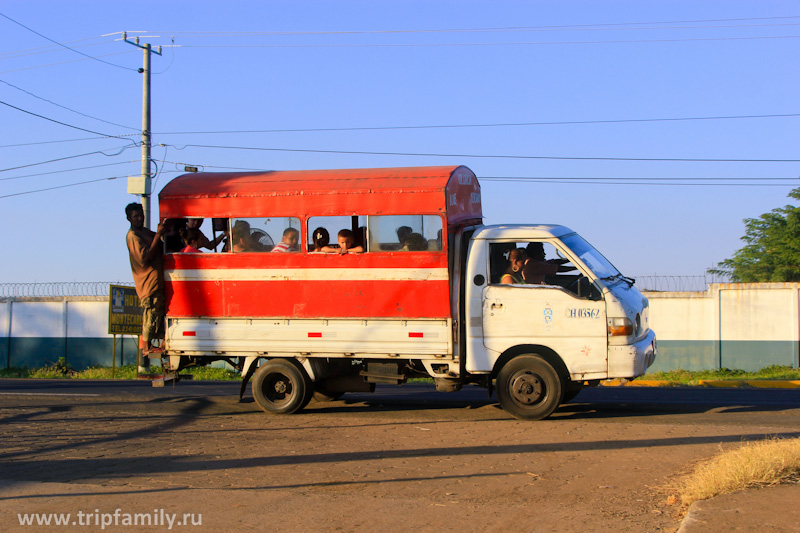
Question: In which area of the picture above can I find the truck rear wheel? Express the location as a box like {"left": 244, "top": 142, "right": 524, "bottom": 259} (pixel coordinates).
{"left": 252, "top": 359, "right": 313, "bottom": 414}
{"left": 497, "top": 355, "right": 563, "bottom": 420}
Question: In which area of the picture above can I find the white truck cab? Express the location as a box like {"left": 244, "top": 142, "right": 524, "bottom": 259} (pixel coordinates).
{"left": 461, "top": 224, "right": 657, "bottom": 419}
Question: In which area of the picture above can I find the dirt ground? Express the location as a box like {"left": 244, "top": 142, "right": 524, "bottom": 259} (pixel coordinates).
{"left": 1, "top": 384, "right": 799, "bottom": 532}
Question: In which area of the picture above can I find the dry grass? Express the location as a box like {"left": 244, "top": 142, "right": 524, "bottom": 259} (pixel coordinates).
{"left": 677, "top": 437, "right": 800, "bottom": 507}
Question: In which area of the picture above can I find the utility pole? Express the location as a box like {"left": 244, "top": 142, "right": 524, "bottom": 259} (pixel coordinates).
{"left": 123, "top": 33, "right": 161, "bottom": 373}
{"left": 123, "top": 33, "right": 161, "bottom": 229}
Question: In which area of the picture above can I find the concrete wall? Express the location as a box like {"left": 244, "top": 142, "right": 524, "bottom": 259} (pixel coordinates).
{"left": 3, "top": 283, "right": 800, "bottom": 372}
{"left": 645, "top": 283, "right": 800, "bottom": 372}
{"left": 1, "top": 298, "right": 139, "bottom": 370}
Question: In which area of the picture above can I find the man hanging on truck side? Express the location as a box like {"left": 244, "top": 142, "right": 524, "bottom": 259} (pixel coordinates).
{"left": 125, "top": 202, "right": 167, "bottom": 356}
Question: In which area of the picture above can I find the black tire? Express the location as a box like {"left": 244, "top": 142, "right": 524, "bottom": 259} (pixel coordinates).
{"left": 252, "top": 359, "right": 313, "bottom": 414}
{"left": 496, "top": 355, "right": 563, "bottom": 420}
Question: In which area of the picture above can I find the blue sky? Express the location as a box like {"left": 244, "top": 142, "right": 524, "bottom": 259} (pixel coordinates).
{"left": 1, "top": 1, "right": 798, "bottom": 286}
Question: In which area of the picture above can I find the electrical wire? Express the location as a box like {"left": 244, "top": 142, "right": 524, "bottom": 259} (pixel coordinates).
{"left": 148, "top": 15, "right": 800, "bottom": 37}
{"left": 0, "top": 99, "right": 130, "bottom": 139}
{"left": 0, "top": 50, "right": 137, "bottom": 75}
{"left": 0, "top": 145, "right": 137, "bottom": 173}
{"left": 0, "top": 175, "right": 125, "bottom": 199}
{"left": 176, "top": 35, "right": 800, "bottom": 48}
{"left": 177, "top": 143, "right": 800, "bottom": 163}
{"left": 0, "top": 79, "right": 139, "bottom": 131}
{"left": 0, "top": 11, "right": 136, "bottom": 71}
{"left": 481, "top": 176, "right": 798, "bottom": 182}
{"left": 0, "top": 134, "right": 140, "bottom": 148}
{"left": 0, "top": 37, "right": 120, "bottom": 60}
{"left": 152, "top": 113, "right": 800, "bottom": 136}
{"left": 480, "top": 178, "right": 795, "bottom": 187}
{"left": 0, "top": 160, "right": 139, "bottom": 182}
{"left": 0, "top": 112, "right": 795, "bottom": 149}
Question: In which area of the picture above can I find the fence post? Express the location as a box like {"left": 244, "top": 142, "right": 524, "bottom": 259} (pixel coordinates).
{"left": 4, "top": 301, "right": 11, "bottom": 369}
{"left": 62, "top": 300, "right": 69, "bottom": 365}
{"left": 712, "top": 284, "right": 722, "bottom": 371}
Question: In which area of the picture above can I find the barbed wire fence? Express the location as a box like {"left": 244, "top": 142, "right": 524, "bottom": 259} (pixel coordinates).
{"left": 633, "top": 274, "right": 729, "bottom": 292}
{"left": 0, "top": 282, "right": 134, "bottom": 298}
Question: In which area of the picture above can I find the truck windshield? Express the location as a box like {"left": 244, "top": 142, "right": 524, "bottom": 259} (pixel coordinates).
{"left": 560, "top": 234, "right": 620, "bottom": 280}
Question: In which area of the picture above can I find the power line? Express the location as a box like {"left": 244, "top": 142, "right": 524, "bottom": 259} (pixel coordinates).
{"left": 0, "top": 50, "right": 136, "bottom": 75}
{"left": 0, "top": 111, "right": 795, "bottom": 149}
{"left": 0, "top": 79, "right": 139, "bottom": 131}
{"left": 0, "top": 11, "right": 136, "bottom": 71}
{"left": 0, "top": 160, "right": 139, "bottom": 181}
{"left": 0, "top": 145, "right": 137, "bottom": 173}
{"left": 482, "top": 176, "right": 799, "bottom": 181}
{"left": 178, "top": 143, "right": 800, "bottom": 163}
{"left": 153, "top": 113, "right": 800, "bottom": 136}
{"left": 481, "top": 176, "right": 797, "bottom": 186}
{"left": 482, "top": 179, "right": 795, "bottom": 187}
{"left": 177, "top": 35, "right": 800, "bottom": 48}
{"left": 0, "top": 37, "right": 118, "bottom": 60}
{"left": 0, "top": 99, "right": 128, "bottom": 138}
{"left": 147, "top": 15, "right": 800, "bottom": 37}
{"left": 0, "top": 175, "right": 125, "bottom": 199}
{"left": 0, "top": 134, "right": 139, "bottom": 148}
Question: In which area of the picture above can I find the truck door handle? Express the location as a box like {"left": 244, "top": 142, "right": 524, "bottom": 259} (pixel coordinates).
{"left": 490, "top": 303, "right": 503, "bottom": 310}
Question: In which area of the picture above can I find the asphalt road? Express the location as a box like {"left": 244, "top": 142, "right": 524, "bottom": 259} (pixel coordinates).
{"left": 2, "top": 379, "right": 799, "bottom": 532}
{"left": 2, "top": 378, "right": 799, "bottom": 413}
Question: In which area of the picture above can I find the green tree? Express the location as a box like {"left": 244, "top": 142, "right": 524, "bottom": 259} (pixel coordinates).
{"left": 709, "top": 188, "right": 800, "bottom": 282}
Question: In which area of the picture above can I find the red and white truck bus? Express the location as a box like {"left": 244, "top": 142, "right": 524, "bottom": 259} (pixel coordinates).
{"left": 157, "top": 165, "right": 656, "bottom": 420}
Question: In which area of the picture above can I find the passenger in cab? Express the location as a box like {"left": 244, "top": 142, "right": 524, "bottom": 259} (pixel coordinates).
{"left": 271, "top": 227, "right": 300, "bottom": 253}
{"left": 501, "top": 248, "right": 527, "bottom": 284}
{"left": 179, "top": 228, "right": 204, "bottom": 253}
{"left": 523, "top": 242, "right": 575, "bottom": 284}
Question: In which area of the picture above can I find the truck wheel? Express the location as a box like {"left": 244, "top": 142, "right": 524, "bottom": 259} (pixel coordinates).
{"left": 497, "top": 355, "right": 563, "bottom": 420}
{"left": 252, "top": 359, "right": 312, "bottom": 414}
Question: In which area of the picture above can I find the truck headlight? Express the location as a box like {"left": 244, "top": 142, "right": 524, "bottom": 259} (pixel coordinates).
{"left": 607, "top": 317, "right": 633, "bottom": 336}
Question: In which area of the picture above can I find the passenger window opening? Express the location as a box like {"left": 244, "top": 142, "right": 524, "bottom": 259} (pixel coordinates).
{"left": 308, "top": 216, "right": 366, "bottom": 253}
{"left": 230, "top": 217, "right": 301, "bottom": 253}
{"left": 367, "top": 215, "right": 443, "bottom": 252}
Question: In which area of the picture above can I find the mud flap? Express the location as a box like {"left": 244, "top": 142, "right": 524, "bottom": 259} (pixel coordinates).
{"left": 239, "top": 356, "right": 259, "bottom": 401}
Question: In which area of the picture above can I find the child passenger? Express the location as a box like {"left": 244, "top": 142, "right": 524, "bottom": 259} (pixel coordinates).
{"left": 320, "top": 229, "right": 363, "bottom": 254}
{"left": 178, "top": 227, "right": 204, "bottom": 253}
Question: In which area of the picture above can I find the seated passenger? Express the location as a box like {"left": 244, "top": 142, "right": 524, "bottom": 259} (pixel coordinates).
{"left": 321, "top": 229, "right": 364, "bottom": 254}
{"left": 310, "top": 227, "right": 330, "bottom": 252}
{"left": 501, "top": 248, "right": 527, "bottom": 284}
{"left": 231, "top": 220, "right": 252, "bottom": 253}
{"left": 402, "top": 232, "right": 428, "bottom": 251}
{"left": 178, "top": 227, "right": 204, "bottom": 253}
{"left": 187, "top": 218, "right": 226, "bottom": 251}
{"left": 396, "top": 226, "right": 412, "bottom": 249}
{"left": 523, "top": 242, "right": 575, "bottom": 284}
{"left": 271, "top": 227, "right": 300, "bottom": 253}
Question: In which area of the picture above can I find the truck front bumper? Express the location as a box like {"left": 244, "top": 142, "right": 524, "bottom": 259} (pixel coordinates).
{"left": 608, "top": 329, "right": 657, "bottom": 378}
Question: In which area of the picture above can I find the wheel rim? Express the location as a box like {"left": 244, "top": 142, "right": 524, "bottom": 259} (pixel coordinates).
{"left": 508, "top": 370, "right": 546, "bottom": 406}
{"left": 263, "top": 372, "right": 294, "bottom": 405}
